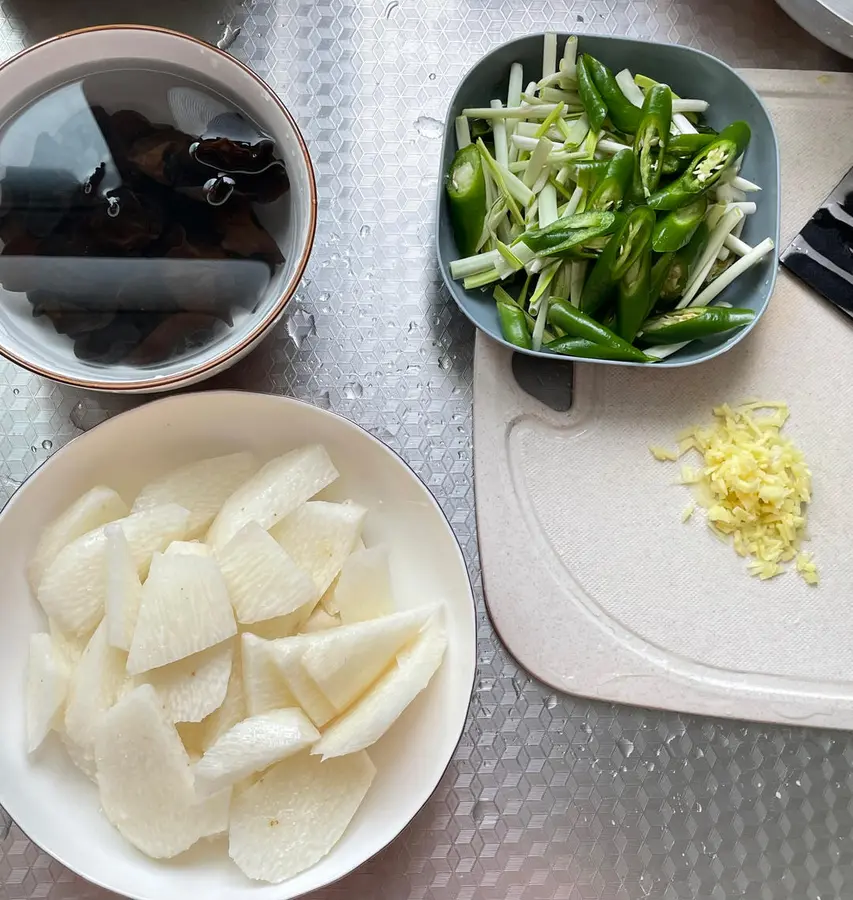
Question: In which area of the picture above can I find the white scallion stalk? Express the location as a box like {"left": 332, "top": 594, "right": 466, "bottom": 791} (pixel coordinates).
{"left": 615, "top": 69, "right": 645, "bottom": 107}
{"left": 726, "top": 201, "right": 757, "bottom": 215}
{"left": 541, "top": 87, "right": 581, "bottom": 105}
{"left": 729, "top": 174, "right": 761, "bottom": 193}
{"left": 555, "top": 165, "right": 572, "bottom": 186}
{"left": 508, "top": 62, "right": 524, "bottom": 109}
{"left": 526, "top": 256, "right": 548, "bottom": 275}
{"left": 672, "top": 113, "right": 697, "bottom": 134}
{"left": 562, "top": 186, "right": 584, "bottom": 218}
{"left": 598, "top": 138, "right": 632, "bottom": 155}
{"left": 677, "top": 207, "right": 744, "bottom": 308}
{"left": 490, "top": 100, "right": 509, "bottom": 168}
{"left": 531, "top": 294, "right": 551, "bottom": 351}
{"left": 511, "top": 133, "right": 559, "bottom": 153}
{"left": 531, "top": 167, "right": 551, "bottom": 195}
{"left": 455, "top": 116, "right": 471, "bottom": 149}
{"left": 450, "top": 250, "right": 500, "bottom": 279}
{"left": 509, "top": 240, "right": 536, "bottom": 267}
{"left": 538, "top": 182, "right": 558, "bottom": 228}
{"left": 570, "top": 260, "right": 587, "bottom": 307}
{"left": 724, "top": 233, "right": 753, "bottom": 257}
{"left": 562, "top": 35, "right": 578, "bottom": 78}
{"left": 462, "top": 104, "right": 564, "bottom": 119}
{"left": 494, "top": 241, "right": 524, "bottom": 279}
{"left": 715, "top": 183, "right": 747, "bottom": 205}
{"left": 508, "top": 160, "right": 527, "bottom": 174}
{"left": 523, "top": 136, "right": 554, "bottom": 188}
{"left": 543, "top": 32, "right": 558, "bottom": 79}
{"left": 528, "top": 260, "right": 561, "bottom": 315}
{"left": 521, "top": 91, "right": 546, "bottom": 106}
{"left": 516, "top": 121, "right": 563, "bottom": 141}
{"left": 672, "top": 99, "right": 709, "bottom": 113}
{"left": 525, "top": 197, "right": 539, "bottom": 226}
{"left": 494, "top": 161, "right": 535, "bottom": 206}
{"left": 563, "top": 113, "right": 589, "bottom": 149}
{"left": 690, "top": 237, "right": 775, "bottom": 308}
{"left": 643, "top": 341, "right": 691, "bottom": 360}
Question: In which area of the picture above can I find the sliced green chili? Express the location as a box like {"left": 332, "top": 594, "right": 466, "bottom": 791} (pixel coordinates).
{"left": 638, "top": 306, "right": 755, "bottom": 343}
{"left": 496, "top": 300, "right": 533, "bottom": 349}
{"left": 445, "top": 144, "right": 486, "bottom": 256}
{"left": 616, "top": 243, "right": 651, "bottom": 343}
{"left": 584, "top": 55, "right": 642, "bottom": 134}
{"left": 634, "top": 83, "right": 672, "bottom": 197}
{"left": 588, "top": 148, "right": 635, "bottom": 212}
{"left": 652, "top": 195, "right": 708, "bottom": 252}
{"left": 545, "top": 336, "right": 653, "bottom": 362}
{"left": 576, "top": 55, "right": 607, "bottom": 132}
{"left": 547, "top": 298, "right": 648, "bottom": 360}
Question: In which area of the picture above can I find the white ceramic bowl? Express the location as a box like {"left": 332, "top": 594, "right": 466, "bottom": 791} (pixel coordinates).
{"left": 0, "top": 27, "right": 317, "bottom": 392}
{"left": 0, "top": 391, "right": 476, "bottom": 900}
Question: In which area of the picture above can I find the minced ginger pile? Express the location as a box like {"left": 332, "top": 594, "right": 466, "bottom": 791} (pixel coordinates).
{"left": 650, "top": 401, "right": 818, "bottom": 584}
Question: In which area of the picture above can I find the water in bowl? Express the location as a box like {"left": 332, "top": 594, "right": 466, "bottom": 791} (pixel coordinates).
{"left": 0, "top": 68, "right": 290, "bottom": 367}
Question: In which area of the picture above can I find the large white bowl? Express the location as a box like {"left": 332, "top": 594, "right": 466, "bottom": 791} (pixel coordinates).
{"left": 0, "top": 27, "right": 317, "bottom": 392}
{"left": 0, "top": 392, "right": 476, "bottom": 900}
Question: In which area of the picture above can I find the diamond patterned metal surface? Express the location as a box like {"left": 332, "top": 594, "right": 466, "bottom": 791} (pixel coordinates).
{"left": 0, "top": 1, "right": 850, "bottom": 897}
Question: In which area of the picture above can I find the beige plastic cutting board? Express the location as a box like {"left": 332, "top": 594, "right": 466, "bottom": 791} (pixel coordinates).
{"left": 474, "top": 69, "right": 853, "bottom": 729}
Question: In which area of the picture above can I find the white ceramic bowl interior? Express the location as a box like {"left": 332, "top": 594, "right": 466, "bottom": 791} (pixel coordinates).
{"left": 0, "top": 392, "right": 476, "bottom": 900}
{"left": 0, "top": 27, "right": 317, "bottom": 392}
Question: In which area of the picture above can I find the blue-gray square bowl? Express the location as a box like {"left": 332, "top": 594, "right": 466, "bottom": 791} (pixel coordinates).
{"left": 435, "top": 34, "right": 781, "bottom": 367}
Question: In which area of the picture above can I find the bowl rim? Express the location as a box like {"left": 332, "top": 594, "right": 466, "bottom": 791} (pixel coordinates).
{"left": 0, "top": 389, "right": 478, "bottom": 900}
{"left": 0, "top": 25, "right": 318, "bottom": 392}
{"left": 434, "top": 32, "right": 781, "bottom": 368}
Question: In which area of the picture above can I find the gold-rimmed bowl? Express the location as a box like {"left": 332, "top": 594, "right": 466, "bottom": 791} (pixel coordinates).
{"left": 0, "top": 26, "right": 317, "bottom": 393}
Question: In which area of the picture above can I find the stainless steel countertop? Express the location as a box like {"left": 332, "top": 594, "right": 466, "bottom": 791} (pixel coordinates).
{"left": 0, "top": 2, "right": 850, "bottom": 898}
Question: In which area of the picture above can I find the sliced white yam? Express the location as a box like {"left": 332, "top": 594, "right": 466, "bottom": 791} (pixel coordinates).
{"left": 270, "top": 501, "right": 367, "bottom": 596}
{"left": 143, "top": 641, "right": 234, "bottom": 723}
{"left": 164, "top": 541, "right": 211, "bottom": 557}
{"left": 38, "top": 504, "right": 191, "bottom": 637}
{"left": 300, "top": 607, "right": 340, "bottom": 633}
{"left": 132, "top": 452, "right": 258, "bottom": 538}
{"left": 228, "top": 750, "right": 375, "bottom": 883}
{"left": 195, "top": 787, "right": 232, "bottom": 839}
{"left": 28, "top": 486, "right": 128, "bottom": 592}
{"left": 217, "top": 522, "right": 317, "bottom": 625}
{"left": 241, "top": 632, "right": 297, "bottom": 716}
{"left": 300, "top": 606, "right": 435, "bottom": 713}
{"left": 207, "top": 445, "right": 338, "bottom": 551}
{"left": 104, "top": 524, "right": 142, "bottom": 652}
{"left": 319, "top": 537, "right": 365, "bottom": 616}
{"left": 64, "top": 621, "right": 131, "bottom": 775}
{"left": 48, "top": 618, "right": 88, "bottom": 668}
{"left": 313, "top": 613, "right": 448, "bottom": 759}
{"left": 177, "top": 651, "right": 245, "bottom": 754}
{"left": 27, "top": 632, "right": 70, "bottom": 752}
{"left": 62, "top": 731, "right": 97, "bottom": 781}
{"left": 242, "top": 612, "right": 303, "bottom": 641}
{"left": 95, "top": 684, "right": 200, "bottom": 859}
{"left": 194, "top": 709, "right": 319, "bottom": 797}
{"left": 265, "top": 637, "right": 337, "bottom": 727}
{"left": 127, "top": 553, "right": 236, "bottom": 675}
{"left": 332, "top": 546, "right": 394, "bottom": 624}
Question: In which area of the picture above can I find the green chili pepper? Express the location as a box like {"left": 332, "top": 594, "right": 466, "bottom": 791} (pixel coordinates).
{"left": 584, "top": 55, "right": 642, "bottom": 134}
{"left": 520, "top": 211, "right": 618, "bottom": 254}
{"left": 661, "top": 154, "right": 690, "bottom": 176}
{"left": 616, "top": 243, "right": 651, "bottom": 343}
{"left": 496, "top": 301, "right": 533, "bottom": 349}
{"left": 667, "top": 133, "right": 716, "bottom": 157}
{"left": 649, "top": 251, "right": 675, "bottom": 308}
{"left": 638, "top": 306, "right": 756, "bottom": 344}
{"left": 445, "top": 144, "right": 486, "bottom": 257}
{"left": 545, "top": 336, "right": 653, "bottom": 362}
{"left": 634, "top": 83, "right": 672, "bottom": 197}
{"left": 588, "top": 149, "right": 635, "bottom": 212}
{"left": 580, "top": 206, "right": 655, "bottom": 314}
{"left": 657, "top": 221, "right": 709, "bottom": 305}
{"left": 652, "top": 196, "right": 708, "bottom": 252}
{"left": 576, "top": 55, "right": 607, "bottom": 132}
{"left": 546, "top": 298, "right": 649, "bottom": 361}
{"left": 647, "top": 121, "right": 751, "bottom": 211}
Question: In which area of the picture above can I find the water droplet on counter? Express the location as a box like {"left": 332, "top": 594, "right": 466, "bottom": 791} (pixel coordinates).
{"left": 438, "top": 355, "right": 451, "bottom": 371}
{"left": 30, "top": 445, "right": 37, "bottom": 453}
{"left": 359, "top": 224, "right": 371, "bottom": 238}
{"left": 384, "top": 0, "right": 399, "bottom": 18}
{"left": 285, "top": 308, "right": 316, "bottom": 348}
{"left": 429, "top": 72, "right": 436, "bottom": 80}
{"left": 414, "top": 116, "right": 444, "bottom": 139}
{"left": 216, "top": 23, "right": 241, "bottom": 50}
{"left": 545, "top": 694, "right": 558, "bottom": 710}
{"left": 315, "top": 390, "right": 331, "bottom": 410}
{"left": 617, "top": 737, "right": 635, "bottom": 758}
{"left": 70, "top": 401, "right": 86, "bottom": 430}
{"left": 70, "top": 402, "right": 110, "bottom": 432}
{"left": 41, "top": 440, "right": 53, "bottom": 450}
{"left": 12, "top": 388, "right": 19, "bottom": 395}
{"left": 343, "top": 382, "right": 363, "bottom": 400}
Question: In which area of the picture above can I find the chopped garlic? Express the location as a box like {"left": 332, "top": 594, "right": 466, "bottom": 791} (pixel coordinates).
{"left": 649, "top": 445, "right": 677, "bottom": 461}
{"left": 681, "top": 502, "right": 696, "bottom": 522}
{"left": 659, "top": 401, "right": 817, "bottom": 584}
